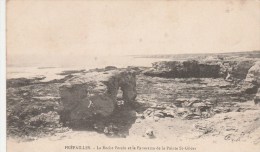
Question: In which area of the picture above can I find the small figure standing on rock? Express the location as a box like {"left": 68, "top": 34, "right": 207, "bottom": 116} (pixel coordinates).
{"left": 225, "top": 72, "right": 233, "bottom": 81}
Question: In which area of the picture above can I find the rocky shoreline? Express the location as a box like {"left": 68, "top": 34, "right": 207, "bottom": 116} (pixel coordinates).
{"left": 6, "top": 54, "right": 260, "bottom": 144}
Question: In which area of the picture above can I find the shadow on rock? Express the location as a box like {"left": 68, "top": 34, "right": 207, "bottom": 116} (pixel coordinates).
{"left": 65, "top": 102, "right": 147, "bottom": 138}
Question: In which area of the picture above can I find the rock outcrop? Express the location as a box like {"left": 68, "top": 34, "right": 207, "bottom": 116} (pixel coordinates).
{"left": 143, "top": 59, "right": 256, "bottom": 79}
{"left": 59, "top": 69, "right": 137, "bottom": 123}
{"left": 245, "top": 61, "right": 260, "bottom": 85}
{"left": 242, "top": 61, "right": 260, "bottom": 94}
{"left": 104, "top": 66, "right": 117, "bottom": 71}
{"left": 144, "top": 60, "right": 221, "bottom": 78}
{"left": 222, "top": 59, "right": 256, "bottom": 80}
{"left": 243, "top": 61, "right": 260, "bottom": 103}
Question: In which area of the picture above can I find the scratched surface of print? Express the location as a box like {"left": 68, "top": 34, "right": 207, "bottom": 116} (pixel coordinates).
{"left": 6, "top": 0, "right": 260, "bottom": 152}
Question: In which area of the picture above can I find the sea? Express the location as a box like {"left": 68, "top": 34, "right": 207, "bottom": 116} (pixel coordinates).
{"left": 7, "top": 55, "right": 171, "bottom": 81}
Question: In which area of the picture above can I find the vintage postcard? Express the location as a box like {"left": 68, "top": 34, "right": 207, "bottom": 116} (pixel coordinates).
{"left": 5, "top": 0, "right": 260, "bottom": 152}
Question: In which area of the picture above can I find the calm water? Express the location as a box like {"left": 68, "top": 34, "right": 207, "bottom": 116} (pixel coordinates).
{"left": 7, "top": 56, "right": 170, "bottom": 81}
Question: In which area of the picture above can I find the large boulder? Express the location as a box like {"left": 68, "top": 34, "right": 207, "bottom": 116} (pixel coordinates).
{"left": 242, "top": 61, "right": 260, "bottom": 94}
{"left": 144, "top": 60, "right": 221, "bottom": 78}
{"left": 227, "top": 59, "right": 255, "bottom": 80}
{"left": 245, "top": 61, "right": 260, "bottom": 85}
{"left": 59, "top": 69, "right": 137, "bottom": 123}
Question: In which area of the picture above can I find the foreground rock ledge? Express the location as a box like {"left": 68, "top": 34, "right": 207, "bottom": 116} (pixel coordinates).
{"left": 59, "top": 69, "right": 137, "bottom": 123}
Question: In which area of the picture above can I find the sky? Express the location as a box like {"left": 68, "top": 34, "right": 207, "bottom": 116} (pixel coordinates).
{"left": 7, "top": 0, "right": 260, "bottom": 57}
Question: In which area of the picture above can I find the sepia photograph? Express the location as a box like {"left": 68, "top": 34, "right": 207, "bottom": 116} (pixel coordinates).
{"left": 3, "top": 0, "right": 260, "bottom": 151}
